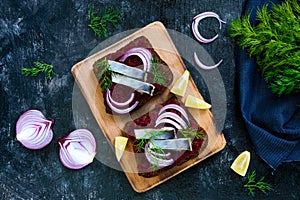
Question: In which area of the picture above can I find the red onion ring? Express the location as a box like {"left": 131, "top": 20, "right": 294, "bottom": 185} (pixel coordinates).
{"left": 58, "top": 129, "right": 96, "bottom": 170}
{"left": 106, "top": 90, "right": 139, "bottom": 114}
{"left": 106, "top": 89, "right": 135, "bottom": 108}
{"left": 194, "top": 52, "right": 223, "bottom": 70}
{"left": 119, "top": 47, "right": 152, "bottom": 72}
{"left": 192, "top": 11, "right": 226, "bottom": 44}
{"left": 146, "top": 142, "right": 171, "bottom": 158}
{"left": 145, "top": 143, "right": 174, "bottom": 167}
{"left": 156, "top": 112, "right": 188, "bottom": 128}
{"left": 16, "top": 110, "right": 54, "bottom": 150}
{"left": 155, "top": 118, "right": 183, "bottom": 130}
{"left": 158, "top": 104, "right": 190, "bottom": 124}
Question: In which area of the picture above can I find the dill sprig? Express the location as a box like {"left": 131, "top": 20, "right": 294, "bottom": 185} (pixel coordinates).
{"left": 134, "top": 130, "right": 167, "bottom": 171}
{"left": 149, "top": 145, "right": 165, "bottom": 171}
{"left": 95, "top": 58, "right": 115, "bottom": 92}
{"left": 134, "top": 130, "right": 165, "bottom": 152}
{"left": 22, "top": 61, "right": 57, "bottom": 79}
{"left": 135, "top": 138, "right": 148, "bottom": 153}
{"left": 88, "top": 6, "right": 121, "bottom": 39}
{"left": 135, "top": 138, "right": 166, "bottom": 171}
{"left": 178, "top": 127, "right": 205, "bottom": 140}
{"left": 230, "top": 0, "right": 300, "bottom": 96}
{"left": 150, "top": 56, "right": 165, "bottom": 85}
{"left": 244, "top": 170, "right": 273, "bottom": 197}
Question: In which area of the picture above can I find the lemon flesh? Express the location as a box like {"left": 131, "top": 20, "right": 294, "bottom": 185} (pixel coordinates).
{"left": 185, "top": 95, "right": 211, "bottom": 109}
{"left": 230, "top": 150, "right": 251, "bottom": 176}
{"left": 170, "top": 70, "right": 190, "bottom": 96}
{"left": 115, "top": 136, "right": 128, "bottom": 162}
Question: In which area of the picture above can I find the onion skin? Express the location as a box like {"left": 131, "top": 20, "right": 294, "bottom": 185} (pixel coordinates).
{"left": 192, "top": 11, "right": 226, "bottom": 44}
{"left": 58, "top": 129, "right": 96, "bottom": 170}
{"left": 16, "top": 110, "right": 54, "bottom": 150}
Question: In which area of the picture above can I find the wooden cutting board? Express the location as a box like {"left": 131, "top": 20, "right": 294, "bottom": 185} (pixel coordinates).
{"left": 71, "top": 21, "right": 226, "bottom": 193}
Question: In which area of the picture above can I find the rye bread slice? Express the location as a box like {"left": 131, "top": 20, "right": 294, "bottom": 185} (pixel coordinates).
{"left": 122, "top": 96, "right": 207, "bottom": 177}
{"left": 93, "top": 36, "right": 173, "bottom": 114}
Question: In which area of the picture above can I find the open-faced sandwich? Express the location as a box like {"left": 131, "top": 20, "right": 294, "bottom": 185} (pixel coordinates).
{"left": 93, "top": 36, "right": 173, "bottom": 115}
{"left": 122, "top": 96, "right": 207, "bottom": 177}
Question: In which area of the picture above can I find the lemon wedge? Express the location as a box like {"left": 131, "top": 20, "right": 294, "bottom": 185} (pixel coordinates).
{"left": 230, "top": 151, "right": 251, "bottom": 176}
{"left": 170, "top": 70, "right": 190, "bottom": 96}
{"left": 115, "top": 136, "right": 128, "bottom": 162}
{"left": 185, "top": 95, "right": 211, "bottom": 109}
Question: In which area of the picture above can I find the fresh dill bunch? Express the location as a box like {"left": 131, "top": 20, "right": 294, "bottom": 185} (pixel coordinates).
{"left": 95, "top": 58, "right": 115, "bottom": 92}
{"left": 230, "top": 0, "right": 300, "bottom": 96}
{"left": 178, "top": 127, "right": 205, "bottom": 140}
{"left": 88, "top": 6, "right": 122, "bottom": 39}
{"left": 150, "top": 56, "right": 165, "bottom": 85}
{"left": 244, "top": 170, "right": 273, "bottom": 197}
{"left": 22, "top": 61, "right": 57, "bottom": 79}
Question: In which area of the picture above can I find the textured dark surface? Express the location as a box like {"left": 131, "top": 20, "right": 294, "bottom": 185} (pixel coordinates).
{"left": 0, "top": 0, "right": 299, "bottom": 199}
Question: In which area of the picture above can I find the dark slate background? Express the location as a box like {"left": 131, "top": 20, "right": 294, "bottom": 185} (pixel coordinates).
{"left": 1, "top": 0, "right": 299, "bottom": 199}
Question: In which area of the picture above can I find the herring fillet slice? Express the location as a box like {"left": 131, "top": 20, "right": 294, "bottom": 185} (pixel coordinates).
{"left": 134, "top": 127, "right": 176, "bottom": 139}
{"left": 108, "top": 60, "right": 146, "bottom": 81}
{"left": 150, "top": 138, "right": 192, "bottom": 151}
{"left": 112, "top": 74, "right": 155, "bottom": 96}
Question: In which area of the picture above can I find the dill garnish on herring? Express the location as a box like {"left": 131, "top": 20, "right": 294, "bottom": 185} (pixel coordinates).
{"left": 148, "top": 145, "right": 166, "bottom": 171}
{"left": 22, "top": 61, "right": 57, "bottom": 79}
{"left": 134, "top": 129, "right": 165, "bottom": 152}
{"left": 88, "top": 6, "right": 122, "bottom": 39}
{"left": 230, "top": 0, "right": 300, "bottom": 96}
{"left": 134, "top": 130, "right": 167, "bottom": 171}
{"left": 150, "top": 56, "right": 165, "bottom": 85}
{"left": 178, "top": 127, "right": 205, "bottom": 140}
{"left": 94, "top": 58, "right": 115, "bottom": 92}
{"left": 135, "top": 138, "right": 148, "bottom": 153}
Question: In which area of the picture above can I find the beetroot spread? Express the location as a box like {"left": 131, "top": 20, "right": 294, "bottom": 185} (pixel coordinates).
{"left": 93, "top": 36, "right": 173, "bottom": 114}
{"left": 123, "top": 96, "right": 206, "bottom": 177}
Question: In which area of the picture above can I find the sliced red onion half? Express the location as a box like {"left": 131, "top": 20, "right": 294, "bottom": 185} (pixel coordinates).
{"left": 106, "top": 89, "right": 135, "bottom": 108}
{"left": 145, "top": 142, "right": 174, "bottom": 167}
{"left": 158, "top": 104, "right": 190, "bottom": 124}
{"left": 106, "top": 90, "right": 139, "bottom": 114}
{"left": 58, "top": 129, "right": 96, "bottom": 170}
{"left": 119, "top": 47, "right": 152, "bottom": 72}
{"left": 156, "top": 112, "right": 188, "bottom": 129}
{"left": 194, "top": 52, "right": 223, "bottom": 70}
{"left": 16, "top": 109, "right": 54, "bottom": 150}
{"left": 192, "top": 11, "right": 226, "bottom": 44}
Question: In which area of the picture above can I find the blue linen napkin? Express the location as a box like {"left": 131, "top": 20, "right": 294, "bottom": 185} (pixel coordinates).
{"left": 236, "top": 0, "right": 300, "bottom": 169}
